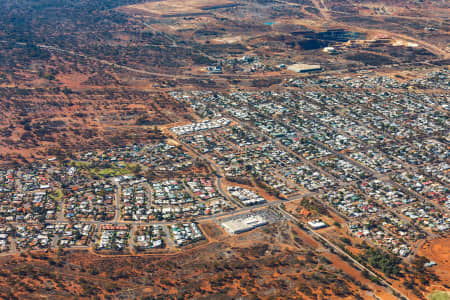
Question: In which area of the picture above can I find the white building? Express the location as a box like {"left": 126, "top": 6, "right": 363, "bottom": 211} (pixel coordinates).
{"left": 222, "top": 215, "right": 268, "bottom": 235}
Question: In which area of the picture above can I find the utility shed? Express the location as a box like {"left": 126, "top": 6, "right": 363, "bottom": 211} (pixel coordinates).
{"left": 288, "top": 63, "right": 322, "bottom": 73}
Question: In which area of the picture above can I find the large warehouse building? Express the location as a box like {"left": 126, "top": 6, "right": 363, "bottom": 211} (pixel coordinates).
{"left": 221, "top": 214, "right": 268, "bottom": 235}
{"left": 287, "top": 63, "right": 322, "bottom": 73}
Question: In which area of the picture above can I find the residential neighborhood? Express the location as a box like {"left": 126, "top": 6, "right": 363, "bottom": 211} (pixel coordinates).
{"left": 0, "top": 72, "right": 447, "bottom": 261}
{"left": 1, "top": 0, "right": 449, "bottom": 297}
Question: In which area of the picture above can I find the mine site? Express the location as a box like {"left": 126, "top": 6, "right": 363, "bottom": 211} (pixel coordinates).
{"left": 0, "top": 0, "right": 448, "bottom": 299}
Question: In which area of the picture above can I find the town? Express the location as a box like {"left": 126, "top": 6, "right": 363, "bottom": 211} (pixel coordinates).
{"left": 0, "top": 69, "right": 448, "bottom": 265}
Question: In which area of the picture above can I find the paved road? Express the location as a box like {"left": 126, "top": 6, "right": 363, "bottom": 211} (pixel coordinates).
{"left": 272, "top": 108, "right": 430, "bottom": 234}
{"left": 0, "top": 197, "right": 303, "bottom": 257}
{"left": 17, "top": 42, "right": 448, "bottom": 85}
{"left": 144, "top": 182, "right": 153, "bottom": 210}
{"left": 277, "top": 206, "right": 409, "bottom": 300}
{"left": 56, "top": 198, "right": 65, "bottom": 222}
{"left": 113, "top": 181, "right": 121, "bottom": 223}
{"left": 180, "top": 141, "right": 244, "bottom": 208}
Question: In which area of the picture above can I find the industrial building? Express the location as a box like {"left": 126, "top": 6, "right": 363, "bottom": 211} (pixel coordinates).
{"left": 221, "top": 214, "right": 268, "bottom": 235}
{"left": 323, "top": 47, "right": 337, "bottom": 54}
{"left": 308, "top": 219, "right": 327, "bottom": 230}
{"left": 287, "top": 63, "right": 322, "bottom": 73}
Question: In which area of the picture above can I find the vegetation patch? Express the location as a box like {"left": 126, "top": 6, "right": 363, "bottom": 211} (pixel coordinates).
{"left": 428, "top": 291, "right": 450, "bottom": 300}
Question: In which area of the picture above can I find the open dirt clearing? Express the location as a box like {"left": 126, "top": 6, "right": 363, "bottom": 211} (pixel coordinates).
{"left": 125, "top": 0, "right": 236, "bottom": 16}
